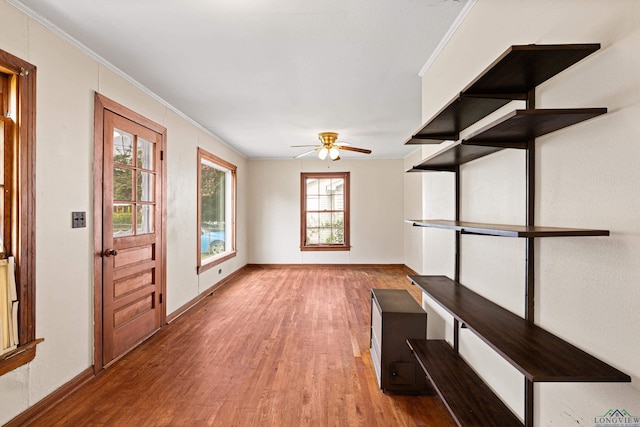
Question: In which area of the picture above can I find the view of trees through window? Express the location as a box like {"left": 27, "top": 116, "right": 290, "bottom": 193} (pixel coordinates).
{"left": 305, "top": 177, "right": 345, "bottom": 245}
{"left": 112, "top": 129, "right": 155, "bottom": 236}
{"left": 300, "top": 172, "right": 350, "bottom": 251}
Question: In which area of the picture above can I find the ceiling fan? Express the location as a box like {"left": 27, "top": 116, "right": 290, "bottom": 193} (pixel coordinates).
{"left": 292, "top": 132, "right": 372, "bottom": 160}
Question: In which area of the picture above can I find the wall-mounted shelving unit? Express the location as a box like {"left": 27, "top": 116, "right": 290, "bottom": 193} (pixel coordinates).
{"left": 404, "top": 44, "right": 606, "bottom": 144}
{"left": 403, "top": 44, "right": 630, "bottom": 427}
{"left": 407, "top": 108, "right": 607, "bottom": 172}
{"left": 405, "top": 219, "right": 609, "bottom": 238}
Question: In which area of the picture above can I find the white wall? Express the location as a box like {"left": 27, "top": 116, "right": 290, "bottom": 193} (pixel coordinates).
{"left": 403, "top": 150, "right": 425, "bottom": 273}
{"left": 247, "top": 159, "right": 404, "bottom": 264}
{"left": 404, "top": 147, "right": 457, "bottom": 340}
{"left": 416, "top": 0, "right": 640, "bottom": 424}
{"left": 0, "top": 1, "right": 247, "bottom": 423}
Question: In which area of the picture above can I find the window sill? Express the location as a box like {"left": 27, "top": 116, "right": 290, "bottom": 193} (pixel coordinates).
{"left": 300, "top": 245, "right": 351, "bottom": 252}
{"left": 197, "top": 250, "right": 237, "bottom": 274}
{"left": 0, "top": 338, "right": 44, "bottom": 376}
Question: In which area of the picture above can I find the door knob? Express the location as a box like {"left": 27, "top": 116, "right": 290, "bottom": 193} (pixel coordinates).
{"left": 103, "top": 248, "right": 118, "bottom": 257}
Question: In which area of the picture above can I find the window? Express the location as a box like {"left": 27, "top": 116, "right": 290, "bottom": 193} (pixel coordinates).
{"left": 197, "top": 148, "right": 236, "bottom": 272}
{"left": 300, "top": 172, "right": 350, "bottom": 251}
{"left": 112, "top": 128, "right": 156, "bottom": 236}
{"left": 0, "top": 49, "right": 39, "bottom": 376}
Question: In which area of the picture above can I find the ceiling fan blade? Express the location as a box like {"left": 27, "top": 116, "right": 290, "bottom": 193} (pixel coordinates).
{"left": 337, "top": 145, "right": 371, "bottom": 154}
{"left": 332, "top": 155, "right": 341, "bottom": 161}
{"left": 294, "top": 149, "right": 317, "bottom": 159}
{"left": 290, "top": 144, "right": 320, "bottom": 148}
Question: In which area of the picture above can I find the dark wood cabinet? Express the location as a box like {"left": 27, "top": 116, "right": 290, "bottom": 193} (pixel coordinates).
{"left": 403, "top": 44, "right": 630, "bottom": 427}
{"left": 369, "top": 289, "right": 427, "bottom": 394}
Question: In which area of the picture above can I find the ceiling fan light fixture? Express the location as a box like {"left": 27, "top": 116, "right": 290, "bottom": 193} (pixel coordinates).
{"left": 293, "top": 131, "right": 369, "bottom": 160}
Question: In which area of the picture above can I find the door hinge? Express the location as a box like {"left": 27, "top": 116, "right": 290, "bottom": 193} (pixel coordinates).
{"left": 160, "top": 150, "right": 164, "bottom": 161}
{"left": 159, "top": 293, "right": 163, "bottom": 304}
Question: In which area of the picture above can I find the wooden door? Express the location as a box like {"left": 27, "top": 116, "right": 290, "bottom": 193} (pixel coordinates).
{"left": 101, "top": 109, "right": 164, "bottom": 366}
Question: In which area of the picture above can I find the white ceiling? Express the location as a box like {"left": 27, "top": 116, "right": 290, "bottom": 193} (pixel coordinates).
{"left": 11, "top": 0, "right": 470, "bottom": 159}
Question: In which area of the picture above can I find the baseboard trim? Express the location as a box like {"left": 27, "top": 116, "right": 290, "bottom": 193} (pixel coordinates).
{"left": 166, "top": 264, "right": 250, "bottom": 324}
{"left": 168, "top": 264, "right": 413, "bottom": 322}
{"left": 246, "top": 263, "right": 410, "bottom": 269}
{"left": 5, "top": 366, "right": 95, "bottom": 427}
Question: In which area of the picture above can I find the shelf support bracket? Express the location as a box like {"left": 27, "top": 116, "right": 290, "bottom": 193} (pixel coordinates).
{"left": 454, "top": 166, "right": 461, "bottom": 352}
{"left": 525, "top": 379, "right": 534, "bottom": 427}
{"left": 455, "top": 165, "right": 461, "bottom": 283}
{"left": 525, "top": 88, "right": 536, "bottom": 324}
{"left": 525, "top": 88, "right": 536, "bottom": 427}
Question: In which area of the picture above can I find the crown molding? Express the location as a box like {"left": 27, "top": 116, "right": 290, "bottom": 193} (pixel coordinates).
{"left": 6, "top": 0, "right": 245, "bottom": 158}
{"left": 418, "top": 0, "right": 477, "bottom": 77}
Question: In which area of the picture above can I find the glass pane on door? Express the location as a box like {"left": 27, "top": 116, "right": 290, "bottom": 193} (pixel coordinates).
{"left": 113, "top": 129, "right": 133, "bottom": 165}
{"left": 113, "top": 203, "right": 133, "bottom": 236}
{"left": 113, "top": 167, "right": 133, "bottom": 201}
{"left": 137, "top": 171, "right": 155, "bottom": 202}
{"left": 137, "top": 137, "right": 154, "bottom": 170}
{"left": 136, "top": 205, "right": 154, "bottom": 235}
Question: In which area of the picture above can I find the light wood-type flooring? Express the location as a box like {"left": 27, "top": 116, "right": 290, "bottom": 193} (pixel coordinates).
{"left": 30, "top": 265, "right": 456, "bottom": 426}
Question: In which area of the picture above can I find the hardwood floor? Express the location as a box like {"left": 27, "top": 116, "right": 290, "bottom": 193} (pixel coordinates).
{"left": 30, "top": 265, "right": 456, "bottom": 426}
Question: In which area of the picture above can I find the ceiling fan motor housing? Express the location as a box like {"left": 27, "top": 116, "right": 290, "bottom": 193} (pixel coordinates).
{"left": 318, "top": 132, "right": 339, "bottom": 147}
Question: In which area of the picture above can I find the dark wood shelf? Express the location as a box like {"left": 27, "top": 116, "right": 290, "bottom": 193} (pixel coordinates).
{"left": 466, "top": 108, "right": 607, "bottom": 144}
{"left": 405, "top": 44, "right": 601, "bottom": 145}
{"left": 407, "top": 339, "right": 523, "bottom": 426}
{"left": 407, "top": 140, "right": 504, "bottom": 172}
{"left": 464, "top": 43, "right": 601, "bottom": 95}
{"left": 408, "top": 275, "right": 631, "bottom": 383}
{"left": 407, "top": 108, "right": 606, "bottom": 171}
{"left": 404, "top": 95, "right": 511, "bottom": 144}
{"left": 406, "top": 219, "right": 609, "bottom": 237}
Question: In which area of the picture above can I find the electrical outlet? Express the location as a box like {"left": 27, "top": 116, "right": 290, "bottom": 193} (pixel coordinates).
{"left": 72, "top": 211, "right": 86, "bottom": 228}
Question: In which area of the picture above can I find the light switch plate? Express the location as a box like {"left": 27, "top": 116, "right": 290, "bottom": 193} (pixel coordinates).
{"left": 72, "top": 211, "right": 86, "bottom": 228}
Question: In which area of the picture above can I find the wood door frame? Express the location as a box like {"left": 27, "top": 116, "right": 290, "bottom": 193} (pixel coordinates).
{"left": 93, "top": 93, "right": 167, "bottom": 373}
